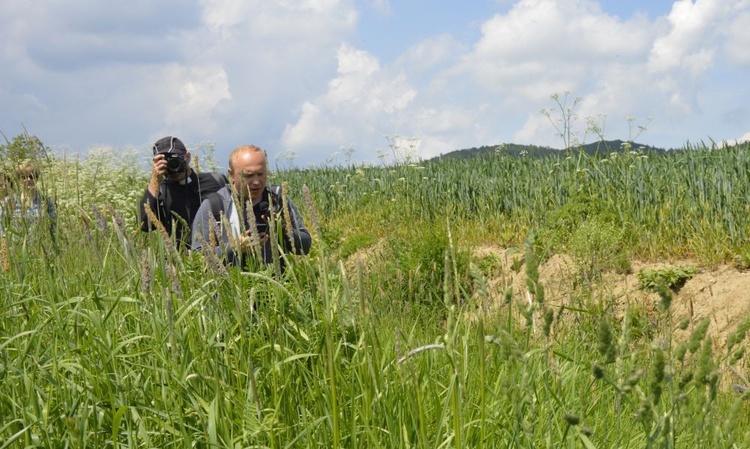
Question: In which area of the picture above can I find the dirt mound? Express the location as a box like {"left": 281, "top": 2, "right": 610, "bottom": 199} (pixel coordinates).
{"left": 345, "top": 242, "right": 750, "bottom": 349}
{"left": 472, "top": 245, "right": 750, "bottom": 348}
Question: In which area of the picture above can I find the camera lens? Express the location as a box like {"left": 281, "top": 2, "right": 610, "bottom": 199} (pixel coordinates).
{"left": 165, "top": 155, "right": 184, "bottom": 173}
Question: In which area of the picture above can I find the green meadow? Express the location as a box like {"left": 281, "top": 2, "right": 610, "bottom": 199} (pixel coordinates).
{"left": 1, "top": 136, "right": 749, "bottom": 448}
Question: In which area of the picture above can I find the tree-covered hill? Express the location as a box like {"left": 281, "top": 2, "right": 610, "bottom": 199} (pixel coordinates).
{"left": 430, "top": 139, "right": 667, "bottom": 161}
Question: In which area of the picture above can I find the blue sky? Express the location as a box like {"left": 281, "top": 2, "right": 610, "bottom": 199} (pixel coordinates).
{"left": 1, "top": 0, "right": 748, "bottom": 168}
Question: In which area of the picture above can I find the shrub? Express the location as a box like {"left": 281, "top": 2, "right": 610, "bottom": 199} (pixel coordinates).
{"left": 638, "top": 265, "right": 697, "bottom": 292}
{"left": 570, "top": 218, "right": 631, "bottom": 281}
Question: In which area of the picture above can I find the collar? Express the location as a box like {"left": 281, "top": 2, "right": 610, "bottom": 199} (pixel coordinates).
{"left": 167, "top": 169, "right": 194, "bottom": 186}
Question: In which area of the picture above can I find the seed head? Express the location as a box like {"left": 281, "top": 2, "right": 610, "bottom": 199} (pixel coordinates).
{"left": 649, "top": 349, "right": 666, "bottom": 403}
{"left": 301, "top": 185, "right": 320, "bottom": 236}
{"left": 0, "top": 237, "right": 9, "bottom": 272}
{"left": 542, "top": 307, "right": 554, "bottom": 337}
{"left": 140, "top": 250, "right": 151, "bottom": 295}
{"left": 689, "top": 317, "right": 711, "bottom": 353}
{"left": 563, "top": 413, "right": 580, "bottom": 426}
{"left": 281, "top": 182, "right": 296, "bottom": 254}
{"left": 592, "top": 362, "right": 604, "bottom": 379}
{"left": 597, "top": 318, "right": 616, "bottom": 364}
{"left": 164, "top": 262, "right": 183, "bottom": 300}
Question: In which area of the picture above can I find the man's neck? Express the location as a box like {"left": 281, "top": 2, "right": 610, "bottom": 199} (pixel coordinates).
{"left": 170, "top": 168, "right": 193, "bottom": 185}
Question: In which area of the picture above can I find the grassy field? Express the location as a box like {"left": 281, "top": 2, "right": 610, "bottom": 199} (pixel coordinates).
{"left": 1, "top": 141, "right": 749, "bottom": 447}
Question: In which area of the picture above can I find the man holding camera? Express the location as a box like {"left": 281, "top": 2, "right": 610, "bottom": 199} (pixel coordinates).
{"left": 138, "top": 136, "right": 227, "bottom": 249}
{"left": 191, "top": 144, "right": 311, "bottom": 268}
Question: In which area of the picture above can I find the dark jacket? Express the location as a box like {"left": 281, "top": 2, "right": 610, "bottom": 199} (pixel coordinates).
{"left": 138, "top": 171, "right": 226, "bottom": 249}
{"left": 191, "top": 185, "right": 312, "bottom": 267}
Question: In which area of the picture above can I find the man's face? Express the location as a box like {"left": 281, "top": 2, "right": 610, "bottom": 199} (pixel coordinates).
{"left": 229, "top": 151, "right": 267, "bottom": 204}
{"left": 17, "top": 170, "right": 37, "bottom": 191}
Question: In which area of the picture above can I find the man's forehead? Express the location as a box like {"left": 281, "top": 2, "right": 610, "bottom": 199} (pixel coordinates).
{"left": 239, "top": 163, "right": 265, "bottom": 174}
{"left": 232, "top": 151, "right": 265, "bottom": 168}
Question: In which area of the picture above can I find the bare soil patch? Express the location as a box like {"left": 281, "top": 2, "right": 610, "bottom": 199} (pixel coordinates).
{"left": 472, "top": 245, "right": 750, "bottom": 348}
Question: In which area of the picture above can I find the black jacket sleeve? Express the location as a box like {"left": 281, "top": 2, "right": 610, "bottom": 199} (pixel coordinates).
{"left": 138, "top": 188, "right": 168, "bottom": 232}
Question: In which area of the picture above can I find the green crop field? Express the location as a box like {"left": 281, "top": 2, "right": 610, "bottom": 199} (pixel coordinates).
{"left": 1, "top": 135, "right": 749, "bottom": 448}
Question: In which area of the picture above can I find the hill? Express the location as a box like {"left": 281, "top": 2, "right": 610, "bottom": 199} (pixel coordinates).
{"left": 430, "top": 139, "right": 667, "bottom": 161}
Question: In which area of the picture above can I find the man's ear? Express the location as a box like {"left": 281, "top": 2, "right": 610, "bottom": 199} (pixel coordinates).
{"left": 184, "top": 152, "right": 192, "bottom": 164}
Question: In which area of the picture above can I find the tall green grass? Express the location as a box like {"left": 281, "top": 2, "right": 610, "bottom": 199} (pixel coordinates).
{"left": 290, "top": 142, "right": 750, "bottom": 264}
{"left": 1, "top": 142, "right": 749, "bottom": 447}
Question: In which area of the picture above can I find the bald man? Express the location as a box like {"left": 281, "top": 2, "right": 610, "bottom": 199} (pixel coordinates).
{"left": 191, "top": 145, "right": 311, "bottom": 269}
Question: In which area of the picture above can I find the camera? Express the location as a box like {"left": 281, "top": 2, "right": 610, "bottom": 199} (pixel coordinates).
{"left": 255, "top": 201, "right": 271, "bottom": 234}
{"left": 162, "top": 153, "right": 186, "bottom": 173}
{"left": 250, "top": 200, "right": 281, "bottom": 235}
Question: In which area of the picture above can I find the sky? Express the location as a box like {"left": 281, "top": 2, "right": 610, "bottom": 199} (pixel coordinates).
{"left": 1, "top": 0, "right": 748, "bottom": 168}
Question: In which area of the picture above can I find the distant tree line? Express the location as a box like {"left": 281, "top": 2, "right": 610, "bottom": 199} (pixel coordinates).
{"left": 430, "top": 140, "right": 669, "bottom": 162}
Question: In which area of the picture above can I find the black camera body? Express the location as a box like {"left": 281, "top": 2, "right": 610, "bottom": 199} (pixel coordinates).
{"left": 253, "top": 199, "right": 281, "bottom": 234}
{"left": 162, "top": 153, "right": 186, "bottom": 173}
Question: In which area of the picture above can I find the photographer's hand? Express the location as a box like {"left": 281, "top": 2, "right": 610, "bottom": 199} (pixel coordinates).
{"left": 239, "top": 229, "right": 268, "bottom": 253}
{"left": 147, "top": 154, "right": 168, "bottom": 197}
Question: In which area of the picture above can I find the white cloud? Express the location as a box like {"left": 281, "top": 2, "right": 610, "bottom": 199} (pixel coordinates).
{"left": 723, "top": 10, "right": 750, "bottom": 66}
{"left": 649, "top": 0, "right": 725, "bottom": 74}
{"left": 281, "top": 43, "right": 418, "bottom": 156}
{"left": 464, "top": 0, "right": 652, "bottom": 97}
{"left": 161, "top": 65, "right": 232, "bottom": 135}
{"left": 394, "top": 34, "right": 464, "bottom": 75}
{"left": 1, "top": 0, "right": 749, "bottom": 165}
{"left": 282, "top": 0, "right": 750, "bottom": 158}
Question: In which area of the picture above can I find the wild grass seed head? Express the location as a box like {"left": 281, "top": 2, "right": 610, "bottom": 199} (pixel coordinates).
{"left": 597, "top": 318, "right": 616, "bottom": 364}
{"left": 143, "top": 202, "right": 169, "bottom": 239}
{"left": 301, "top": 185, "right": 320, "bottom": 237}
{"left": 1, "top": 237, "right": 9, "bottom": 272}
{"left": 144, "top": 203, "right": 183, "bottom": 269}
{"left": 140, "top": 250, "right": 151, "bottom": 295}
{"left": 625, "top": 369, "right": 644, "bottom": 388}
{"left": 469, "top": 262, "right": 490, "bottom": 303}
{"left": 592, "top": 362, "right": 605, "bottom": 380}
{"left": 727, "top": 315, "right": 750, "bottom": 351}
{"left": 242, "top": 198, "right": 262, "bottom": 258}
{"left": 563, "top": 413, "right": 580, "bottom": 426}
{"left": 108, "top": 204, "right": 126, "bottom": 231}
{"left": 675, "top": 341, "right": 688, "bottom": 363}
{"left": 196, "top": 235, "right": 228, "bottom": 278}
{"left": 636, "top": 398, "right": 654, "bottom": 430}
{"left": 281, "top": 182, "right": 296, "bottom": 254}
{"left": 678, "top": 371, "right": 693, "bottom": 390}
{"left": 730, "top": 346, "right": 745, "bottom": 363}
{"left": 696, "top": 337, "right": 717, "bottom": 387}
{"left": 207, "top": 214, "right": 219, "bottom": 249}
{"left": 542, "top": 307, "right": 554, "bottom": 337}
{"left": 689, "top": 317, "right": 711, "bottom": 353}
{"left": 165, "top": 293, "right": 175, "bottom": 345}
{"left": 655, "top": 282, "right": 672, "bottom": 309}
{"left": 503, "top": 286, "right": 513, "bottom": 306}
{"left": 165, "top": 262, "right": 184, "bottom": 300}
{"left": 486, "top": 330, "right": 523, "bottom": 361}
{"left": 649, "top": 348, "right": 666, "bottom": 404}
